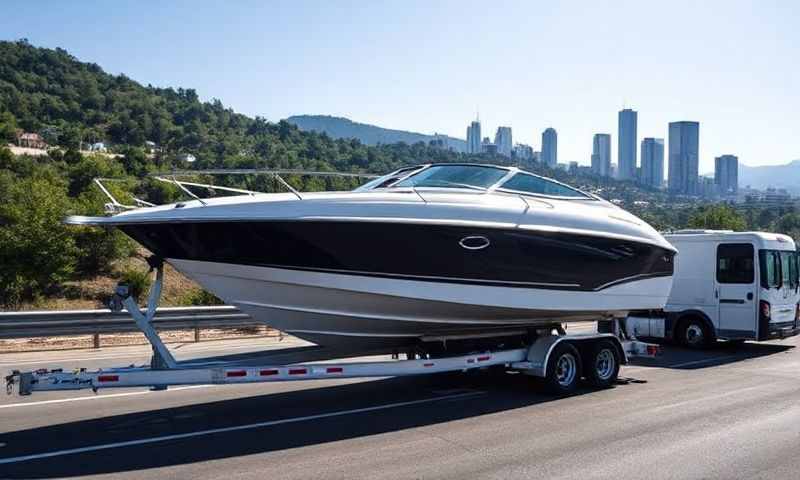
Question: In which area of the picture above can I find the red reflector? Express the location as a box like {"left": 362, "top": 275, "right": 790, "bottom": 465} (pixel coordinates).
{"left": 226, "top": 370, "right": 247, "bottom": 377}
{"left": 259, "top": 369, "right": 279, "bottom": 376}
{"left": 424, "top": 362, "right": 434, "bottom": 367}
{"left": 326, "top": 367, "right": 343, "bottom": 374}
{"left": 289, "top": 368, "right": 307, "bottom": 375}
{"left": 97, "top": 375, "right": 119, "bottom": 382}
{"left": 477, "top": 355, "right": 491, "bottom": 362}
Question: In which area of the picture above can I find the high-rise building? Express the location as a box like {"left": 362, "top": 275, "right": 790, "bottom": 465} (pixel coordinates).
{"left": 668, "top": 121, "right": 700, "bottom": 195}
{"left": 466, "top": 119, "right": 482, "bottom": 155}
{"left": 591, "top": 133, "right": 611, "bottom": 177}
{"left": 618, "top": 109, "right": 638, "bottom": 180}
{"left": 715, "top": 154, "right": 739, "bottom": 196}
{"left": 494, "top": 126, "right": 513, "bottom": 157}
{"left": 640, "top": 138, "right": 665, "bottom": 188}
{"left": 481, "top": 137, "right": 497, "bottom": 155}
{"left": 541, "top": 128, "right": 557, "bottom": 167}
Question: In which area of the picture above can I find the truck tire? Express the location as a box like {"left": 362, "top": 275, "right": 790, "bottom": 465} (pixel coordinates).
{"left": 584, "top": 339, "right": 621, "bottom": 388}
{"left": 678, "top": 317, "right": 712, "bottom": 349}
{"left": 544, "top": 342, "right": 582, "bottom": 394}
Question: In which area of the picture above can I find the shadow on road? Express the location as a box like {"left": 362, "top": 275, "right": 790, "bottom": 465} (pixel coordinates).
{"left": 631, "top": 340, "right": 794, "bottom": 370}
{"left": 1, "top": 370, "right": 615, "bottom": 478}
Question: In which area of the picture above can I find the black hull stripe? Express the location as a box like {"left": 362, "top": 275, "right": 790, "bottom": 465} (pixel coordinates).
{"left": 121, "top": 220, "right": 675, "bottom": 292}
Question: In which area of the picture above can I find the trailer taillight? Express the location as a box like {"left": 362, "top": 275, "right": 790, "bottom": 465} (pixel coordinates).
{"left": 760, "top": 301, "right": 771, "bottom": 320}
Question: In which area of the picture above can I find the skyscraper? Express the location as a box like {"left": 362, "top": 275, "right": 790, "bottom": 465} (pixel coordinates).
{"left": 591, "top": 133, "right": 611, "bottom": 177}
{"left": 494, "top": 126, "right": 513, "bottom": 157}
{"left": 617, "top": 108, "right": 638, "bottom": 180}
{"left": 541, "top": 128, "right": 557, "bottom": 167}
{"left": 466, "top": 119, "right": 481, "bottom": 155}
{"left": 668, "top": 121, "right": 700, "bottom": 195}
{"left": 640, "top": 138, "right": 665, "bottom": 188}
{"left": 715, "top": 154, "right": 739, "bottom": 196}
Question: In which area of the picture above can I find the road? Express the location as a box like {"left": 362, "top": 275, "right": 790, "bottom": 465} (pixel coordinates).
{"left": 1, "top": 333, "right": 799, "bottom": 479}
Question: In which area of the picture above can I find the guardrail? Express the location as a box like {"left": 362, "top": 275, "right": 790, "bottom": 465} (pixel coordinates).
{"left": 0, "top": 306, "right": 260, "bottom": 346}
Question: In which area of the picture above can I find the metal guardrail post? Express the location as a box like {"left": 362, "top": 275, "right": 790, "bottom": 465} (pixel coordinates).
{"left": 93, "top": 333, "right": 100, "bottom": 349}
{"left": 194, "top": 326, "right": 201, "bottom": 342}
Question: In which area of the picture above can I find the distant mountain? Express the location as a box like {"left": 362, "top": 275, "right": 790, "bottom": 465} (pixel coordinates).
{"left": 738, "top": 160, "right": 800, "bottom": 193}
{"left": 286, "top": 115, "right": 467, "bottom": 152}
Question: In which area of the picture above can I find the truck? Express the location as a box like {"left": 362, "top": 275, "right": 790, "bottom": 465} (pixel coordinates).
{"left": 626, "top": 230, "right": 800, "bottom": 348}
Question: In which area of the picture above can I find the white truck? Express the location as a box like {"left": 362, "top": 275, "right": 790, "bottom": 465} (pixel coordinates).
{"left": 626, "top": 230, "right": 800, "bottom": 348}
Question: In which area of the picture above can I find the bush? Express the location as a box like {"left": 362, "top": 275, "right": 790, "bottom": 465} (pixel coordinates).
{"left": 0, "top": 176, "right": 78, "bottom": 306}
{"left": 180, "top": 288, "right": 224, "bottom": 306}
{"left": 118, "top": 267, "right": 152, "bottom": 302}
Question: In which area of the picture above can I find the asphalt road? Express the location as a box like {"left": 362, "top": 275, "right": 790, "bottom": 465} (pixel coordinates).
{"left": 1, "top": 333, "right": 799, "bottom": 479}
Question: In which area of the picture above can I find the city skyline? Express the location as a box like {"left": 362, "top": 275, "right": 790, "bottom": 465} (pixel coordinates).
{"left": 1, "top": 1, "right": 797, "bottom": 172}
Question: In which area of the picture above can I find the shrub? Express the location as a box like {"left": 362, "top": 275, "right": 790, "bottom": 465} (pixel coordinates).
{"left": 0, "top": 176, "right": 78, "bottom": 306}
{"left": 181, "top": 288, "right": 224, "bottom": 306}
{"left": 117, "top": 267, "right": 152, "bottom": 302}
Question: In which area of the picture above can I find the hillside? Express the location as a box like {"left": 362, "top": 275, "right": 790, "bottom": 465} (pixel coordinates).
{"left": 287, "top": 114, "right": 467, "bottom": 152}
{"left": 739, "top": 160, "right": 800, "bottom": 193}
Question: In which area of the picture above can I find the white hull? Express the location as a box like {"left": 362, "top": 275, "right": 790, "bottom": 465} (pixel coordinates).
{"left": 171, "top": 259, "right": 673, "bottom": 348}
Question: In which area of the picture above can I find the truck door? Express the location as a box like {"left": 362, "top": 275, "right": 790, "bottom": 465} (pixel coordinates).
{"left": 716, "top": 243, "right": 757, "bottom": 339}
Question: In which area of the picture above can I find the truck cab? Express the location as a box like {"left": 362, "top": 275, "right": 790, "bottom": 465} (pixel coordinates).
{"left": 629, "top": 230, "right": 800, "bottom": 347}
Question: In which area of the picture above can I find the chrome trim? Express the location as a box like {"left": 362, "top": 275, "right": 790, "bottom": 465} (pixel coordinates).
{"left": 459, "top": 235, "right": 491, "bottom": 250}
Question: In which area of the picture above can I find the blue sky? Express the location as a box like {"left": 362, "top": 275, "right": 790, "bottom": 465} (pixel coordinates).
{"left": 1, "top": 0, "right": 798, "bottom": 170}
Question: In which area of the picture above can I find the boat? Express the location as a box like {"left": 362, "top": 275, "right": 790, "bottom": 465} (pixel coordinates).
{"left": 66, "top": 163, "right": 677, "bottom": 352}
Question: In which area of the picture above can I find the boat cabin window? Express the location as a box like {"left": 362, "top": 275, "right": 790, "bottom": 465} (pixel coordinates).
{"left": 717, "top": 243, "right": 755, "bottom": 284}
{"left": 393, "top": 165, "right": 508, "bottom": 190}
{"left": 498, "top": 172, "right": 590, "bottom": 199}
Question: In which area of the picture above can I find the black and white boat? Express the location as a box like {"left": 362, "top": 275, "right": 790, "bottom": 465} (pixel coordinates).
{"left": 67, "top": 164, "right": 676, "bottom": 350}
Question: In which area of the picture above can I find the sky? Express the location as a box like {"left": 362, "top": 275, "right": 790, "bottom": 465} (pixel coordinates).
{"left": 1, "top": 0, "right": 798, "bottom": 171}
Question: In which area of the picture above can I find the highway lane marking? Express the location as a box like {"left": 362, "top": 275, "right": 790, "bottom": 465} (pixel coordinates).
{"left": 0, "top": 385, "right": 210, "bottom": 410}
{"left": 0, "top": 391, "right": 485, "bottom": 464}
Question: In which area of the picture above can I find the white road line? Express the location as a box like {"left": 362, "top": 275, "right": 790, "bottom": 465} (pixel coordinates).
{"left": 0, "top": 385, "right": 211, "bottom": 410}
{"left": 0, "top": 391, "right": 484, "bottom": 464}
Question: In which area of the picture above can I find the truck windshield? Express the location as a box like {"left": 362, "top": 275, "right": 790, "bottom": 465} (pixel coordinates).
{"left": 759, "top": 250, "right": 799, "bottom": 289}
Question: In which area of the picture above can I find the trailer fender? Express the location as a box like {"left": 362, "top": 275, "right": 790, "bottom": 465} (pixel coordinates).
{"left": 519, "top": 334, "right": 625, "bottom": 378}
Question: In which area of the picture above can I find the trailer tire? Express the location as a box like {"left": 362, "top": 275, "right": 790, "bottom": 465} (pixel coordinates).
{"left": 544, "top": 343, "right": 582, "bottom": 394}
{"left": 678, "top": 316, "right": 712, "bottom": 349}
{"left": 584, "top": 340, "right": 620, "bottom": 388}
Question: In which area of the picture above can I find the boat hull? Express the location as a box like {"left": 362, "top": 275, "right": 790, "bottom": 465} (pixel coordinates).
{"left": 170, "top": 259, "right": 673, "bottom": 349}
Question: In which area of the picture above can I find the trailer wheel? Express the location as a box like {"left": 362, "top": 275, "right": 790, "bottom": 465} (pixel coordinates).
{"left": 544, "top": 343, "right": 582, "bottom": 394}
{"left": 584, "top": 340, "right": 620, "bottom": 388}
{"left": 678, "top": 317, "right": 712, "bottom": 349}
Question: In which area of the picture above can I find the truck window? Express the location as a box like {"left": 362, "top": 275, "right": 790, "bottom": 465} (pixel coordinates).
{"left": 717, "top": 243, "right": 754, "bottom": 284}
{"left": 780, "top": 251, "right": 798, "bottom": 288}
{"left": 759, "top": 250, "right": 781, "bottom": 288}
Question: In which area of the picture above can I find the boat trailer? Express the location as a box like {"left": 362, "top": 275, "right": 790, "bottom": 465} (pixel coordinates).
{"left": 6, "top": 260, "right": 660, "bottom": 397}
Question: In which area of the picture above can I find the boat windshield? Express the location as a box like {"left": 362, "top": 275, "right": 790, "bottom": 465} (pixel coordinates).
{"left": 498, "top": 172, "right": 590, "bottom": 199}
{"left": 392, "top": 165, "right": 508, "bottom": 191}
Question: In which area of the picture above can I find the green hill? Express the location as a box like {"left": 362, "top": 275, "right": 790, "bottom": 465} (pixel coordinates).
{"left": 287, "top": 114, "right": 467, "bottom": 152}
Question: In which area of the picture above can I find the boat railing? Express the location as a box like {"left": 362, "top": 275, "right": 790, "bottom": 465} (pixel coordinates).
{"left": 93, "top": 169, "right": 381, "bottom": 213}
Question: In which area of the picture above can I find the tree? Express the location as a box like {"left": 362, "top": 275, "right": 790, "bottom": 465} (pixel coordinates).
{"left": 0, "top": 176, "right": 78, "bottom": 306}
{"left": 686, "top": 204, "right": 747, "bottom": 231}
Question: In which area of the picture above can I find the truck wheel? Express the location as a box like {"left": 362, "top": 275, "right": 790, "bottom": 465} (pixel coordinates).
{"left": 544, "top": 343, "right": 582, "bottom": 394}
{"left": 584, "top": 340, "right": 621, "bottom": 388}
{"left": 679, "top": 318, "right": 711, "bottom": 349}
